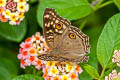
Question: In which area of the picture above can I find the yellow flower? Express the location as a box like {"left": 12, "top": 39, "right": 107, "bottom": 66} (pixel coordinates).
{"left": 47, "top": 61, "right": 55, "bottom": 67}
{"left": 18, "top": 12, "right": 24, "bottom": 20}
{"left": 10, "top": 13, "right": 18, "bottom": 21}
{"left": 66, "top": 64, "right": 74, "bottom": 72}
{"left": 49, "top": 67, "right": 59, "bottom": 76}
{"left": 18, "top": 0, "right": 26, "bottom": 3}
{"left": 0, "top": 0, "right": 6, "bottom": 7}
{"left": 14, "top": 0, "right": 27, "bottom": 3}
{"left": 3, "top": 9, "right": 11, "bottom": 18}
{"left": 17, "top": 3, "right": 26, "bottom": 12}
{"left": 62, "top": 75, "right": 69, "bottom": 80}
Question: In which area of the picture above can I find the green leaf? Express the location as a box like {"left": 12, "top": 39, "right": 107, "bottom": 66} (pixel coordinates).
{"left": 79, "top": 69, "right": 93, "bottom": 80}
{"left": 12, "top": 74, "right": 44, "bottom": 80}
{"left": 97, "top": 13, "right": 120, "bottom": 68}
{"left": 83, "top": 64, "right": 100, "bottom": 79}
{"left": 37, "top": 0, "right": 92, "bottom": 26}
{"left": 29, "top": 0, "right": 37, "bottom": 3}
{"left": 0, "top": 58, "right": 18, "bottom": 78}
{"left": 113, "top": 0, "right": 120, "bottom": 10}
{"left": 0, "top": 67, "right": 11, "bottom": 80}
{"left": 0, "top": 20, "right": 27, "bottom": 42}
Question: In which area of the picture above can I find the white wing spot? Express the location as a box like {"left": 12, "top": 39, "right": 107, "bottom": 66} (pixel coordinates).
{"left": 51, "top": 12, "right": 54, "bottom": 15}
{"left": 51, "top": 22, "right": 53, "bottom": 25}
{"left": 49, "top": 30, "right": 53, "bottom": 32}
{"left": 53, "top": 18, "right": 55, "bottom": 20}
{"left": 53, "top": 24, "right": 55, "bottom": 28}
{"left": 45, "top": 23, "right": 47, "bottom": 27}
{"left": 55, "top": 20, "right": 59, "bottom": 23}
{"left": 44, "top": 14, "right": 50, "bottom": 18}
{"left": 46, "top": 31, "right": 49, "bottom": 33}
{"left": 55, "top": 29, "right": 58, "bottom": 32}
{"left": 47, "top": 23, "right": 50, "bottom": 27}
{"left": 48, "top": 36, "right": 54, "bottom": 38}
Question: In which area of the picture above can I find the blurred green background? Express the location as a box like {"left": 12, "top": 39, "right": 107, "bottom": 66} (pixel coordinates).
{"left": 0, "top": 0, "right": 119, "bottom": 80}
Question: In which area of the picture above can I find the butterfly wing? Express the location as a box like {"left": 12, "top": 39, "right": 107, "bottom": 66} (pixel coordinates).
{"left": 38, "top": 8, "right": 90, "bottom": 63}
{"left": 43, "top": 8, "right": 70, "bottom": 49}
{"left": 57, "top": 26, "right": 90, "bottom": 59}
{"left": 38, "top": 54, "right": 89, "bottom": 63}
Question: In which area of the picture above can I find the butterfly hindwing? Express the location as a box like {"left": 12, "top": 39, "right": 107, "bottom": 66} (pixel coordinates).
{"left": 56, "top": 26, "right": 90, "bottom": 59}
{"left": 38, "top": 54, "right": 89, "bottom": 63}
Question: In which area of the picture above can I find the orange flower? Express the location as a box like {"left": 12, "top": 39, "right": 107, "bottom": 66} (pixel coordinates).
{"left": 29, "top": 56, "right": 35, "bottom": 62}
{"left": 48, "top": 77, "right": 51, "bottom": 80}
{"left": 75, "top": 65, "right": 81, "bottom": 72}
{"left": 70, "top": 73, "right": 77, "bottom": 80}
{"left": 29, "top": 48, "right": 36, "bottom": 55}
{"left": 36, "top": 35, "right": 40, "bottom": 40}
{"left": 44, "top": 68, "right": 48, "bottom": 75}
{"left": 43, "top": 74, "right": 47, "bottom": 79}
{"left": 25, "top": 37, "right": 31, "bottom": 42}
{"left": 0, "top": 15, "right": 8, "bottom": 22}
{"left": 53, "top": 76, "right": 60, "bottom": 80}
{"left": 36, "top": 59, "right": 42, "bottom": 66}
{"left": 0, "top": 7, "right": 3, "bottom": 14}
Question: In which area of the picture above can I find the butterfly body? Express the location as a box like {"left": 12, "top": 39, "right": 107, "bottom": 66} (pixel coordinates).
{"left": 38, "top": 8, "right": 90, "bottom": 63}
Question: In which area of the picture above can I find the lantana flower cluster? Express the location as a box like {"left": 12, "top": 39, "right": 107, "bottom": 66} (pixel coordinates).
{"left": 105, "top": 70, "right": 120, "bottom": 80}
{"left": 0, "top": 0, "right": 29, "bottom": 25}
{"left": 42, "top": 61, "right": 82, "bottom": 80}
{"left": 105, "top": 50, "right": 120, "bottom": 80}
{"left": 18, "top": 32, "right": 83, "bottom": 80}
{"left": 112, "top": 50, "right": 120, "bottom": 67}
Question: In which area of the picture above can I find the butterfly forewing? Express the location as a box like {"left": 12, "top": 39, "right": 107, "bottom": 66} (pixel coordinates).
{"left": 43, "top": 8, "right": 70, "bottom": 49}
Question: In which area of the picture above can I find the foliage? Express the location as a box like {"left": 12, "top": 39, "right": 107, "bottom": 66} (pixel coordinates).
{"left": 0, "top": 0, "right": 120, "bottom": 80}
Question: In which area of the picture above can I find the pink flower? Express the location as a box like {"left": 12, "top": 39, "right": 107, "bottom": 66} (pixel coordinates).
{"left": 105, "top": 70, "right": 120, "bottom": 80}
{"left": 20, "top": 42, "right": 32, "bottom": 49}
{"left": 27, "top": 56, "right": 37, "bottom": 65}
{"left": 112, "top": 50, "right": 120, "bottom": 67}
{"left": 6, "top": 0, "right": 17, "bottom": 12}
{"left": 20, "top": 59, "right": 27, "bottom": 69}
{"left": 19, "top": 48, "right": 23, "bottom": 53}
{"left": 35, "top": 59, "right": 43, "bottom": 70}
{"left": 21, "top": 50, "right": 29, "bottom": 59}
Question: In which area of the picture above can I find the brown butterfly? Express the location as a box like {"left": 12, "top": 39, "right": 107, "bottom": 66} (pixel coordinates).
{"left": 38, "top": 8, "right": 90, "bottom": 63}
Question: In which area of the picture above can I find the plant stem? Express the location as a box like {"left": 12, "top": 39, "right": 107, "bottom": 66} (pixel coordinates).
{"left": 99, "top": 67, "right": 105, "bottom": 80}
{"left": 79, "top": 0, "right": 113, "bottom": 30}
{"left": 79, "top": 20, "right": 87, "bottom": 30}
{"left": 94, "top": 0, "right": 105, "bottom": 11}
{"left": 95, "top": 1, "right": 113, "bottom": 11}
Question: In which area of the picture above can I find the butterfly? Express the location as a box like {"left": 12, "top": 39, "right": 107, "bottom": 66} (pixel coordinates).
{"left": 38, "top": 8, "right": 90, "bottom": 63}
